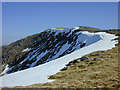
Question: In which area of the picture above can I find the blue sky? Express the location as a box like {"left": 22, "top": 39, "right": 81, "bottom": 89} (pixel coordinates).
{"left": 2, "top": 2, "right": 118, "bottom": 45}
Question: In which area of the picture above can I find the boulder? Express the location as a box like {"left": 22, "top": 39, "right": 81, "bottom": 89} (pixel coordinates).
{"left": 60, "top": 67, "right": 67, "bottom": 71}
{"left": 89, "top": 62, "right": 96, "bottom": 65}
{"left": 94, "top": 57, "right": 101, "bottom": 60}
{"left": 76, "top": 58, "right": 81, "bottom": 62}
{"left": 65, "top": 63, "right": 71, "bottom": 66}
{"left": 89, "top": 58, "right": 94, "bottom": 61}
{"left": 90, "top": 53, "right": 102, "bottom": 56}
{"left": 72, "top": 60, "right": 79, "bottom": 64}
{"left": 81, "top": 56, "right": 90, "bottom": 61}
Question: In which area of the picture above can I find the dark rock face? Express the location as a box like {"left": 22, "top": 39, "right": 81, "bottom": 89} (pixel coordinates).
{"left": 1, "top": 28, "right": 101, "bottom": 74}
{"left": 80, "top": 43, "right": 86, "bottom": 48}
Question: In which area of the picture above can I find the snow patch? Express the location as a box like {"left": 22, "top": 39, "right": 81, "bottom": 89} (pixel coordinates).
{"left": 74, "top": 27, "right": 80, "bottom": 29}
{"left": 0, "top": 65, "right": 9, "bottom": 75}
{"left": 22, "top": 48, "right": 30, "bottom": 52}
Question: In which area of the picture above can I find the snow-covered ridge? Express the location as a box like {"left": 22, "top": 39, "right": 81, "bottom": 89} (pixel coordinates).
{"left": 3, "top": 28, "right": 101, "bottom": 75}
{"left": 0, "top": 31, "right": 118, "bottom": 87}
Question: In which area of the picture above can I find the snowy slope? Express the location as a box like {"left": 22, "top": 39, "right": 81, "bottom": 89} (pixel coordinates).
{"left": 3, "top": 28, "right": 101, "bottom": 74}
{"left": 0, "top": 31, "right": 118, "bottom": 87}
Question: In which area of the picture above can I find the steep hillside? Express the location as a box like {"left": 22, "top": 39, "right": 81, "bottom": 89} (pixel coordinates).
{"left": 1, "top": 27, "right": 101, "bottom": 75}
